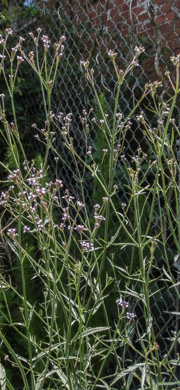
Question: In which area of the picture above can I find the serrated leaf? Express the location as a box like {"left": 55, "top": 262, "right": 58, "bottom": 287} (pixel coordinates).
{"left": 7, "top": 240, "right": 20, "bottom": 259}
{"left": 81, "top": 326, "right": 110, "bottom": 338}
{"left": 127, "top": 372, "right": 133, "bottom": 389}
{"left": 111, "top": 363, "right": 145, "bottom": 385}
{"left": 0, "top": 363, "right": 6, "bottom": 390}
{"left": 92, "top": 295, "right": 109, "bottom": 315}
{"left": 36, "top": 364, "right": 70, "bottom": 389}
{"left": 162, "top": 266, "right": 172, "bottom": 282}
{"left": 28, "top": 304, "right": 35, "bottom": 325}
{"left": 98, "top": 379, "right": 111, "bottom": 389}
{"left": 157, "top": 382, "right": 180, "bottom": 386}
{"left": 146, "top": 374, "right": 158, "bottom": 390}
{"left": 140, "top": 364, "right": 146, "bottom": 389}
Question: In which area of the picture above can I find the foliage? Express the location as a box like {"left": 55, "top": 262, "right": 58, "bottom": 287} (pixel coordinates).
{"left": 0, "top": 29, "right": 180, "bottom": 390}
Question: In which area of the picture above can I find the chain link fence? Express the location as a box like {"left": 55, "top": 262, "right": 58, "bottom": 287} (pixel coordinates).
{"left": 2, "top": 0, "right": 180, "bottom": 377}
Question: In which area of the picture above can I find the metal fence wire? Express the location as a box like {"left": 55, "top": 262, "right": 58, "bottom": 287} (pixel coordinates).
{"left": 2, "top": 0, "right": 180, "bottom": 377}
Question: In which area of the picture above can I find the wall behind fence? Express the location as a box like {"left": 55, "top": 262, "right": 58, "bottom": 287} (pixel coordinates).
{"left": 44, "top": 0, "right": 180, "bottom": 52}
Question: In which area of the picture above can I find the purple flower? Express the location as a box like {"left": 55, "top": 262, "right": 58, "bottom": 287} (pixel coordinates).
{"left": 7, "top": 228, "right": 17, "bottom": 240}
{"left": 55, "top": 179, "right": 63, "bottom": 188}
{"left": 23, "top": 226, "right": 31, "bottom": 233}
{"left": 75, "top": 225, "right": 87, "bottom": 233}
{"left": 7, "top": 169, "right": 20, "bottom": 183}
{"left": 126, "top": 312, "right": 137, "bottom": 320}
{"left": 80, "top": 241, "right": 94, "bottom": 252}
{"left": 116, "top": 299, "right": 129, "bottom": 308}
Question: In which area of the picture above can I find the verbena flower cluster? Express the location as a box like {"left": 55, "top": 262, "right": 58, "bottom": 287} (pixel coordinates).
{"left": 116, "top": 298, "right": 136, "bottom": 320}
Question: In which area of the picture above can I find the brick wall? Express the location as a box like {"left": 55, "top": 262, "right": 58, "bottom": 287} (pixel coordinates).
{"left": 49, "top": 0, "right": 180, "bottom": 55}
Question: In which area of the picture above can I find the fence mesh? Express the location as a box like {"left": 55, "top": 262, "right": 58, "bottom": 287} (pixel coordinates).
{"left": 1, "top": 0, "right": 180, "bottom": 382}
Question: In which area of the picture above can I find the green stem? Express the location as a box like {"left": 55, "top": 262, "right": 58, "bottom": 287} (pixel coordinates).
{"left": 18, "top": 202, "right": 35, "bottom": 389}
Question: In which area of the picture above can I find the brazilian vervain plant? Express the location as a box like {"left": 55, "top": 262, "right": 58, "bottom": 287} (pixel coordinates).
{"left": 0, "top": 28, "right": 180, "bottom": 390}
